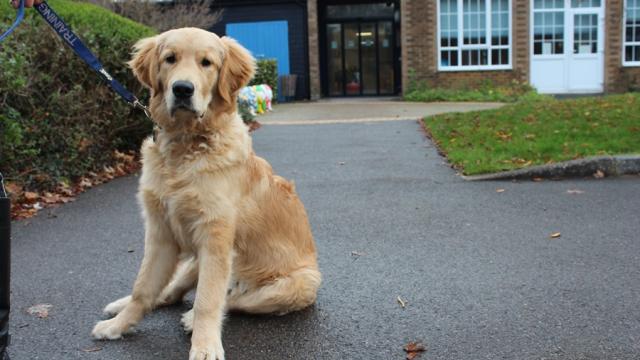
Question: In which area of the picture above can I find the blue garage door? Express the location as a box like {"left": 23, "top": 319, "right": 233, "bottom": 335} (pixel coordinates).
{"left": 226, "top": 21, "right": 289, "bottom": 101}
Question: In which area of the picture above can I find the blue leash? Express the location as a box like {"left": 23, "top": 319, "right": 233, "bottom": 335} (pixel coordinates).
{"left": 0, "top": 0, "right": 151, "bottom": 117}
{"left": 0, "top": 0, "right": 24, "bottom": 42}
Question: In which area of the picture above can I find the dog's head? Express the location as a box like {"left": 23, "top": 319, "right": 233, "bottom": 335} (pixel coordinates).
{"left": 129, "top": 28, "right": 255, "bottom": 126}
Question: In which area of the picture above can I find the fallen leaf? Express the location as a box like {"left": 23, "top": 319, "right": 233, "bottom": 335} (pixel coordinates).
{"left": 532, "top": 177, "right": 543, "bottom": 182}
{"left": 593, "top": 170, "right": 605, "bottom": 178}
{"left": 397, "top": 296, "right": 407, "bottom": 309}
{"left": 79, "top": 178, "right": 92, "bottom": 188}
{"left": 549, "top": 232, "right": 561, "bottom": 239}
{"left": 81, "top": 346, "right": 102, "bottom": 353}
{"left": 404, "top": 341, "right": 427, "bottom": 360}
{"left": 496, "top": 188, "right": 505, "bottom": 193}
{"left": 5, "top": 182, "right": 23, "bottom": 198}
{"left": 23, "top": 191, "right": 39, "bottom": 202}
{"left": 26, "top": 304, "right": 53, "bottom": 318}
{"left": 566, "top": 189, "right": 584, "bottom": 194}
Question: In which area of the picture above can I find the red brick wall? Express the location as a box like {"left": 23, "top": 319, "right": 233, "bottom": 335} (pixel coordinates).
{"left": 606, "top": 0, "right": 640, "bottom": 92}
{"left": 401, "top": 0, "right": 529, "bottom": 93}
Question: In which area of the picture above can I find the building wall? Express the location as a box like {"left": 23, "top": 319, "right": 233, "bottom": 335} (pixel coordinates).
{"left": 606, "top": 0, "right": 640, "bottom": 92}
{"left": 210, "top": 2, "right": 310, "bottom": 99}
{"left": 309, "top": 0, "right": 639, "bottom": 97}
{"left": 401, "top": 0, "right": 529, "bottom": 92}
{"left": 307, "top": 0, "right": 321, "bottom": 100}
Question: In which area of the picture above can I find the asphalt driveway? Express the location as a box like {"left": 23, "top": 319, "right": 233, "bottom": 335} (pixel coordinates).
{"left": 7, "top": 118, "right": 640, "bottom": 359}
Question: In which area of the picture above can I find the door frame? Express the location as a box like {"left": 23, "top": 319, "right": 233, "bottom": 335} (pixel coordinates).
{"left": 319, "top": 0, "right": 401, "bottom": 98}
{"left": 529, "top": 0, "right": 605, "bottom": 94}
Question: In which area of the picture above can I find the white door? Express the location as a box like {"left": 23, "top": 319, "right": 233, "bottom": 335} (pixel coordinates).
{"left": 530, "top": 0, "right": 604, "bottom": 94}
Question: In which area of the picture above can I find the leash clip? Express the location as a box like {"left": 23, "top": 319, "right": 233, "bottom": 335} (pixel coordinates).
{"left": 133, "top": 99, "right": 152, "bottom": 120}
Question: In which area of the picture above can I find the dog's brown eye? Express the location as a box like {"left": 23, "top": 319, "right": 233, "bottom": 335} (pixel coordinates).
{"left": 201, "top": 59, "right": 211, "bottom": 67}
{"left": 165, "top": 55, "right": 176, "bottom": 64}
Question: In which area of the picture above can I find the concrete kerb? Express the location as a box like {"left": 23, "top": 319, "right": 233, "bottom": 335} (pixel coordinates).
{"left": 462, "top": 155, "right": 640, "bottom": 181}
{"left": 262, "top": 116, "right": 421, "bottom": 125}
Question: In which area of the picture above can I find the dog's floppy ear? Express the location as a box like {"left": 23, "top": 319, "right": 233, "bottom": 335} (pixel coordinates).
{"left": 217, "top": 37, "right": 256, "bottom": 105}
{"left": 128, "top": 36, "right": 158, "bottom": 89}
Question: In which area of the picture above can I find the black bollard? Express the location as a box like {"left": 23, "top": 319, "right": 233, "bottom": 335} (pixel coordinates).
{"left": 0, "top": 173, "right": 10, "bottom": 359}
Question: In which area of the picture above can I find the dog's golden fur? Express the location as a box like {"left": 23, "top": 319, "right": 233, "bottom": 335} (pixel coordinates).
{"left": 91, "top": 28, "right": 320, "bottom": 360}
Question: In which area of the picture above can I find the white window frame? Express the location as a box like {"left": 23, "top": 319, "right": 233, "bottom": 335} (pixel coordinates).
{"left": 623, "top": 0, "right": 640, "bottom": 66}
{"left": 437, "top": 0, "right": 513, "bottom": 71}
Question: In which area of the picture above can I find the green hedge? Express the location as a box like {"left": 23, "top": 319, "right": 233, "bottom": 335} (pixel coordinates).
{"left": 0, "top": 0, "right": 155, "bottom": 189}
{"left": 249, "top": 58, "right": 278, "bottom": 101}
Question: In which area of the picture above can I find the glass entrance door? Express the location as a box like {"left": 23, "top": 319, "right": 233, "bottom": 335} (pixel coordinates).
{"left": 325, "top": 20, "right": 395, "bottom": 96}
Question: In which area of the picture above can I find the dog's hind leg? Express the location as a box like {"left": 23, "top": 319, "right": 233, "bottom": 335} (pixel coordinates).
{"left": 226, "top": 267, "right": 321, "bottom": 315}
{"left": 156, "top": 256, "right": 198, "bottom": 306}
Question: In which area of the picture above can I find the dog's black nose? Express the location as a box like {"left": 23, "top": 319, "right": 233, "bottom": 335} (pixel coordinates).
{"left": 172, "top": 81, "right": 194, "bottom": 99}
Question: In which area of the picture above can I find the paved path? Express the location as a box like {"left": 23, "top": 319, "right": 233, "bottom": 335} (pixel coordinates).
{"left": 8, "top": 118, "right": 640, "bottom": 359}
{"left": 258, "top": 99, "right": 502, "bottom": 124}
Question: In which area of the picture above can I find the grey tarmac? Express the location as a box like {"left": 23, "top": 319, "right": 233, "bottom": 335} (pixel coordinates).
{"left": 7, "top": 119, "right": 640, "bottom": 360}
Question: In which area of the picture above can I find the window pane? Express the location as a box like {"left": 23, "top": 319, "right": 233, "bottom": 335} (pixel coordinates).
{"left": 378, "top": 21, "right": 394, "bottom": 94}
{"left": 624, "top": 0, "right": 640, "bottom": 63}
{"left": 626, "top": 45, "right": 640, "bottom": 62}
{"left": 491, "top": 0, "right": 509, "bottom": 46}
{"left": 573, "top": 14, "right": 598, "bottom": 54}
{"left": 463, "top": 0, "right": 486, "bottom": 45}
{"left": 440, "top": 0, "right": 458, "bottom": 49}
{"left": 326, "top": 3, "right": 394, "bottom": 20}
{"left": 439, "top": 0, "right": 510, "bottom": 68}
{"left": 533, "top": 11, "right": 564, "bottom": 55}
{"left": 326, "top": 24, "right": 343, "bottom": 96}
{"left": 535, "top": 0, "right": 564, "bottom": 9}
{"left": 571, "top": 0, "right": 601, "bottom": 8}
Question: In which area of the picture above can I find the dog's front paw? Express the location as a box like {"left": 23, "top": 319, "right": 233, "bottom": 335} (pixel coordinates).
{"left": 181, "top": 309, "right": 194, "bottom": 333}
{"left": 103, "top": 295, "right": 132, "bottom": 317}
{"left": 92, "top": 318, "right": 127, "bottom": 340}
{"left": 189, "top": 344, "right": 225, "bottom": 360}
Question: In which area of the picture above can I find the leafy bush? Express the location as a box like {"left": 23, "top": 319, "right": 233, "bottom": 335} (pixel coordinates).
{"left": 90, "top": 0, "right": 222, "bottom": 32}
{"left": 0, "top": 0, "right": 155, "bottom": 190}
{"left": 405, "top": 79, "right": 540, "bottom": 103}
{"left": 249, "top": 58, "right": 278, "bottom": 101}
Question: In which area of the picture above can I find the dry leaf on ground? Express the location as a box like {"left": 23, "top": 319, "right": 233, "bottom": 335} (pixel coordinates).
{"left": 496, "top": 188, "right": 505, "bottom": 193}
{"left": 549, "top": 232, "right": 562, "bottom": 239}
{"left": 81, "top": 346, "right": 102, "bottom": 353}
{"left": 397, "top": 296, "right": 407, "bottom": 309}
{"left": 23, "top": 192, "right": 39, "bottom": 202}
{"left": 403, "top": 341, "right": 427, "bottom": 360}
{"left": 593, "top": 170, "right": 605, "bottom": 178}
{"left": 26, "top": 304, "right": 53, "bottom": 319}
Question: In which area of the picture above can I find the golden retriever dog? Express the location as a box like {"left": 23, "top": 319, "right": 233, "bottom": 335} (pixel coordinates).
{"left": 91, "top": 28, "right": 321, "bottom": 360}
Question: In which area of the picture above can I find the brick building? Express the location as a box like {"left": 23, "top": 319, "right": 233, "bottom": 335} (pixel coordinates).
{"left": 211, "top": 0, "right": 640, "bottom": 99}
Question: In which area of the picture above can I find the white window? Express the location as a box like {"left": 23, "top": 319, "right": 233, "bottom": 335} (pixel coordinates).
{"left": 438, "top": 0, "right": 512, "bottom": 71}
{"left": 624, "top": 0, "right": 640, "bottom": 65}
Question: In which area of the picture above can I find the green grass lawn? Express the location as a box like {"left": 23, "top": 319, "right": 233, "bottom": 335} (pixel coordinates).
{"left": 423, "top": 93, "right": 640, "bottom": 175}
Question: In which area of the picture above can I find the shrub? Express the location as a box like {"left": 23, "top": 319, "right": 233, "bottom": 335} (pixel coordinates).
{"left": 89, "top": 0, "right": 222, "bottom": 32}
{"left": 249, "top": 58, "right": 278, "bottom": 101}
{"left": 405, "top": 77, "right": 540, "bottom": 103}
{"left": 0, "top": 0, "right": 155, "bottom": 190}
